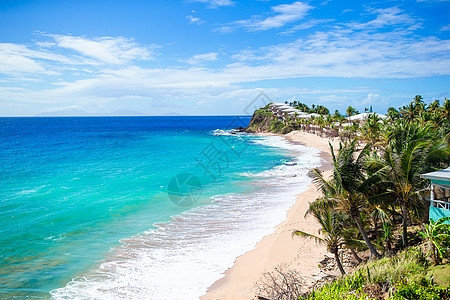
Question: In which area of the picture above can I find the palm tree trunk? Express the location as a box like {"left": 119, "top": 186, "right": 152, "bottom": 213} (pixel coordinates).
{"left": 373, "top": 218, "right": 379, "bottom": 240}
{"left": 402, "top": 201, "right": 408, "bottom": 248}
{"left": 385, "top": 238, "right": 392, "bottom": 256}
{"left": 354, "top": 215, "right": 381, "bottom": 259}
{"left": 334, "top": 251, "right": 346, "bottom": 275}
{"left": 350, "top": 248, "right": 363, "bottom": 264}
{"left": 430, "top": 243, "right": 442, "bottom": 265}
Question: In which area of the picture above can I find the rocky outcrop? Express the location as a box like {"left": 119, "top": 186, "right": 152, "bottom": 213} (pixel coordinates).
{"left": 245, "top": 107, "right": 293, "bottom": 134}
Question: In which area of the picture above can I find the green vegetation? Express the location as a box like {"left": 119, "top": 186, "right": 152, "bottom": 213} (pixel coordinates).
{"left": 246, "top": 105, "right": 293, "bottom": 133}
{"left": 303, "top": 247, "right": 450, "bottom": 299}
{"left": 293, "top": 205, "right": 348, "bottom": 275}
{"left": 430, "top": 264, "right": 450, "bottom": 287}
{"left": 249, "top": 97, "right": 450, "bottom": 143}
{"left": 287, "top": 100, "right": 330, "bottom": 115}
{"left": 271, "top": 96, "right": 450, "bottom": 299}
{"left": 365, "top": 121, "right": 449, "bottom": 248}
{"left": 418, "top": 217, "right": 450, "bottom": 265}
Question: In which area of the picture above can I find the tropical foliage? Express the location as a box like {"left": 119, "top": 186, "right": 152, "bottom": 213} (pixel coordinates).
{"left": 251, "top": 95, "right": 450, "bottom": 298}
{"left": 308, "top": 142, "right": 381, "bottom": 259}
{"left": 293, "top": 205, "right": 348, "bottom": 275}
{"left": 302, "top": 247, "right": 450, "bottom": 300}
{"left": 418, "top": 217, "right": 450, "bottom": 265}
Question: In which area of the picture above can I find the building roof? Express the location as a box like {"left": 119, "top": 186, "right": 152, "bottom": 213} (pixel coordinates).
{"left": 270, "top": 102, "right": 288, "bottom": 107}
{"left": 308, "top": 113, "right": 321, "bottom": 118}
{"left": 421, "top": 167, "right": 450, "bottom": 184}
{"left": 295, "top": 113, "right": 321, "bottom": 119}
{"left": 271, "top": 105, "right": 292, "bottom": 110}
{"left": 348, "top": 112, "right": 387, "bottom": 121}
{"left": 282, "top": 108, "right": 301, "bottom": 112}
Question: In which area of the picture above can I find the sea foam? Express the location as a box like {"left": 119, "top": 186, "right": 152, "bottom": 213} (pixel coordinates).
{"left": 51, "top": 135, "right": 323, "bottom": 300}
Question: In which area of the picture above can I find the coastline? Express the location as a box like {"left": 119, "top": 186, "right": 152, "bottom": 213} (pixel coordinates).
{"left": 202, "top": 131, "right": 339, "bottom": 300}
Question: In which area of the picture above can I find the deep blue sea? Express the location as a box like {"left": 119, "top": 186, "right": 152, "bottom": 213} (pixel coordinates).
{"left": 0, "top": 116, "right": 322, "bottom": 299}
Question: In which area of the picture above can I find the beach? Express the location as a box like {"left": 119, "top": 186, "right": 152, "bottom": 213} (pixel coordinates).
{"left": 1, "top": 117, "right": 340, "bottom": 298}
{"left": 202, "top": 131, "right": 339, "bottom": 300}
{"left": 4, "top": 116, "right": 307, "bottom": 298}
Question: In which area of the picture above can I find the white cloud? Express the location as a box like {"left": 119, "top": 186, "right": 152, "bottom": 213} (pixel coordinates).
{"left": 440, "top": 24, "right": 450, "bottom": 31}
{"left": 229, "top": 26, "right": 450, "bottom": 80}
{"left": 0, "top": 43, "right": 79, "bottom": 75}
{"left": 349, "top": 7, "right": 415, "bottom": 30}
{"left": 0, "top": 44, "right": 46, "bottom": 74}
{"left": 280, "top": 19, "right": 334, "bottom": 35}
{"left": 186, "top": 52, "right": 218, "bottom": 65}
{"left": 218, "top": 1, "right": 313, "bottom": 32}
{"left": 186, "top": 15, "right": 204, "bottom": 25}
{"left": 363, "top": 93, "right": 381, "bottom": 104}
{"left": 1, "top": 15, "right": 450, "bottom": 116}
{"left": 51, "top": 35, "right": 154, "bottom": 64}
{"left": 3, "top": 28, "right": 450, "bottom": 107}
{"left": 368, "top": 7, "right": 414, "bottom": 27}
{"left": 191, "top": 0, "right": 234, "bottom": 8}
{"left": 0, "top": 34, "right": 159, "bottom": 77}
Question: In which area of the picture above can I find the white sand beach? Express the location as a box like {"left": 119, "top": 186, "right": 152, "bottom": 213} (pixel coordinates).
{"left": 202, "top": 131, "right": 340, "bottom": 300}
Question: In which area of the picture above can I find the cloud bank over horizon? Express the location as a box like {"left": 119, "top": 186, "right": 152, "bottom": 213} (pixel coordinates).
{"left": 0, "top": 1, "right": 449, "bottom": 116}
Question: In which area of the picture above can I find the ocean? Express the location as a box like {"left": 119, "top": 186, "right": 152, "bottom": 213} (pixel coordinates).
{"left": 0, "top": 116, "right": 322, "bottom": 299}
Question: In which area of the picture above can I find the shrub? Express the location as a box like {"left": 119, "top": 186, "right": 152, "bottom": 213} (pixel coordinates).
{"left": 255, "top": 266, "right": 306, "bottom": 300}
{"left": 392, "top": 281, "right": 450, "bottom": 299}
{"left": 269, "top": 120, "right": 285, "bottom": 133}
{"left": 302, "top": 247, "right": 449, "bottom": 300}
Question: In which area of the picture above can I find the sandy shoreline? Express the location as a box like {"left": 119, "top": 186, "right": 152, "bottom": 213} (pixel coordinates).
{"left": 201, "top": 131, "right": 339, "bottom": 300}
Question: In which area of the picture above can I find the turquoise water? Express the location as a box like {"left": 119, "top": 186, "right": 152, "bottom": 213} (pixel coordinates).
{"left": 0, "top": 116, "right": 295, "bottom": 298}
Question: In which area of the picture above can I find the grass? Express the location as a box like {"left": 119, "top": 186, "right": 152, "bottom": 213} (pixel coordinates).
{"left": 303, "top": 247, "right": 450, "bottom": 300}
{"left": 430, "top": 264, "right": 450, "bottom": 287}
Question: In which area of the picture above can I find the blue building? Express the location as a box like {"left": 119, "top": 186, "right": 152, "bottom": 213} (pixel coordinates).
{"left": 421, "top": 167, "right": 450, "bottom": 222}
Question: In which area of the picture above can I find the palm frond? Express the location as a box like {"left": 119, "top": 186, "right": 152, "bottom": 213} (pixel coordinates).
{"left": 292, "top": 230, "right": 325, "bottom": 245}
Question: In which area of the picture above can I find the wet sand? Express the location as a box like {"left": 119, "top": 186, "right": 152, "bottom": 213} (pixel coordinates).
{"left": 202, "top": 131, "right": 339, "bottom": 299}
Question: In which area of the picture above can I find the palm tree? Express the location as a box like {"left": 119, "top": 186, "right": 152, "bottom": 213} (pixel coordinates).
{"left": 387, "top": 107, "right": 400, "bottom": 121}
{"left": 365, "top": 121, "right": 450, "bottom": 247}
{"left": 414, "top": 95, "right": 425, "bottom": 113}
{"left": 418, "top": 217, "right": 450, "bottom": 265}
{"left": 334, "top": 110, "right": 341, "bottom": 119}
{"left": 377, "top": 121, "right": 394, "bottom": 148}
{"left": 292, "top": 205, "right": 347, "bottom": 275}
{"left": 346, "top": 106, "right": 358, "bottom": 117}
{"left": 428, "top": 100, "right": 440, "bottom": 115}
{"left": 361, "top": 113, "right": 381, "bottom": 149}
{"left": 442, "top": 98, "right": 450, "bottom": 125}
{"left": 309, "top": 141, "right": 382, "bottom": 258}
{"left": 400, "top": 102, "right": 417, "bottom": 123}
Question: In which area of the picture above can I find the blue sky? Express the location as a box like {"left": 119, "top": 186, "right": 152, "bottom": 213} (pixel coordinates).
{"left": 0, "top": 0, "right": 449, "bottom": 116}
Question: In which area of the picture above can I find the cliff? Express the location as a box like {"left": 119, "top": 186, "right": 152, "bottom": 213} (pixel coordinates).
{"left": 245, "top": 106, "right": 294, "bottom": 134}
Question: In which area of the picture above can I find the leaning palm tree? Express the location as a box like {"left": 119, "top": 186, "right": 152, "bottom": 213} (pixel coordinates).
{"left": 292, "top": 205, "right": 347, "bottom": 275}
{"left": 309, "top": 141, "right": 382, "bottom": 258}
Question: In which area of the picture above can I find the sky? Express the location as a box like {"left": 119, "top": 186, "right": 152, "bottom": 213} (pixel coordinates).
{"left": 0, "top": 0, "right": 449, "bottom": 116}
